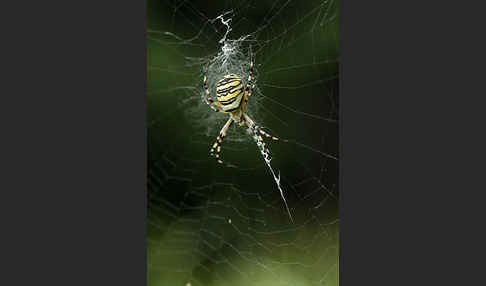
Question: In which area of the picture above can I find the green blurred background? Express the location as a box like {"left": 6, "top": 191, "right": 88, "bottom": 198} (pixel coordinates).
{"left": 147, "top": 0, "right": 339, "bottom": 285}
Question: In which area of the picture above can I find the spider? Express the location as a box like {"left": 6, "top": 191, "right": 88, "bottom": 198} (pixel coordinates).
{"left": 203, "top": 54, "right": 285, "bottom": 166}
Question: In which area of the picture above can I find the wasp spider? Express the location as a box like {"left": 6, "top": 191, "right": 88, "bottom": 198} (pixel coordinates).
{"left": 203, "top": 55, "right": 285, "bottom": 166}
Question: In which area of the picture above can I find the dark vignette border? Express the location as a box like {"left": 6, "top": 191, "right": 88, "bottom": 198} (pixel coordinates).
{"left": 1, "top": 1, "right": 146, "bottom": 285}
{"left": 341, "top": 0, "right": 484, "bottom": 285}
{"left": 2, "top": 0, "right": 484, "bottom": 285}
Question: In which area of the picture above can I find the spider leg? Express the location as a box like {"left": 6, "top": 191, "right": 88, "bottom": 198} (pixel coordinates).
{"left": 242, "top": 113, "right": 281, "bottom": 156}
{"left": 243, "top": 113, "right": 287, "bottom": 142}
{"left": 210, "top": 117, "right": 235, "bottom": 166}
{"left": 240, "top": 79, "right": 256, "bottom": 112}
{"left": 241, "top": 54, "right": 256, "bottom": 112}
{"left": 203, "top": 64, "right": 227, "bottom": 113}
{"left": 246, "top": 53, "right": 255, "bottom": 91}
{"left": 244, "top": 114, "right": 270, "bottom": 154}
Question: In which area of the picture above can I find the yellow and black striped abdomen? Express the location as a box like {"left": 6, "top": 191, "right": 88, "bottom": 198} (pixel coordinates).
{"left": 216, "top": 74, "right": 244, "bottom": 112}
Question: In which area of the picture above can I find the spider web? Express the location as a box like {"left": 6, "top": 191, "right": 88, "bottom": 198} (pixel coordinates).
{"left": 147, "top": 0, "right": 339, "bottom": 285}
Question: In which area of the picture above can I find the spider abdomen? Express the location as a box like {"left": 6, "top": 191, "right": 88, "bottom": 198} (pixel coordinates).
{"left": 216, "top": 74, "right": 244, "bottom": 112}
